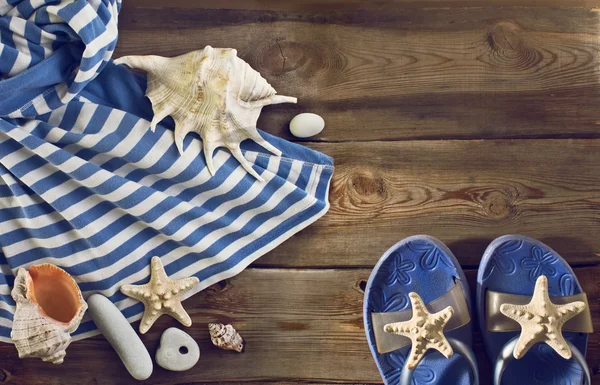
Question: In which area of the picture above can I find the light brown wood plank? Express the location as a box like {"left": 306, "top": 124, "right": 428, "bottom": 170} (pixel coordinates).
{"left": 1, "top": 267, "right": 598, "bottom": 384}
{"left": 257, "top": 139, "right": 600, "bottom": 268}
{"left": 115, "top": 7, "right": 600, "bottom": 141}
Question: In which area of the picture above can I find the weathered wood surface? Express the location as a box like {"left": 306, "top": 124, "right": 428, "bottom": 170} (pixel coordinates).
{"left": 1, "top": 267, "right": 599, "bottom": 385}
{"left": 122, "top": 0, "right": 600, "bottom": 11}
{"left": 258, "top": 139, "right": 600, "bottom": 267}
{"left": 116, "top": 6, "right": 600, "bottom": 141}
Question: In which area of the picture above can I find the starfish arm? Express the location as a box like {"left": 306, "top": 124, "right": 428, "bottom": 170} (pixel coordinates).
{"left": 150, "top": 256, "right": 169, "bottom": 284}
{"left": 408, "top": 293, "right": 428, "bottom": 319}
{"left": 431, "top": 336, "right": 454, "bottom": 358}
{"left": 557, "top": 301, "right": 586, "bottom": 321}
{"left": 139, "top": 306, "right": 163, "bottom": 334}
{"left": 531, "top": 275, "right": 550, "bottom": 304}
{"left": 383, "top": 321, "right": 411, "bottom": 336}
{"left": 406, "top": 339, "right": 427, "bottom": 370}
{"left": 174, "top": 277, "right": 200, "bottom": 294}
{"left": 513, "top": 328, "right": 539, "bottom": 359}
{"left": 434, "top": 306, "right": 454, "bottom": 328}
{"left": 164, "top": 300, "right": 193, "bottom": 327}
{"left": 545, "top": 332, "right": 572, "bottom": 359}
{"left": 120, "top": 284, "right": 148, "bottom": 301}
{"left": 499, "top": 303, "right": 525, "bottom": 321}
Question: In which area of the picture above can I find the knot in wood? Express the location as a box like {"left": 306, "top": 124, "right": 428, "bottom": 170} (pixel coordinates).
{"left": 482, "top": 190, "right": 515, "bottom": 220}
{"left": 488, "top": 21, "right": 523, "bottom": 52}
{"left": 349, "top": 170, "right": 387, "bottom": 202}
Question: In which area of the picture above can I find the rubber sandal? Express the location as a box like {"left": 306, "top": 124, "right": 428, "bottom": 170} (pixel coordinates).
{"left": 364, "top": 235, "right": 479, "bottom": 385}
{"left": 477, "top": 235, "right": 593, "bottom": 385}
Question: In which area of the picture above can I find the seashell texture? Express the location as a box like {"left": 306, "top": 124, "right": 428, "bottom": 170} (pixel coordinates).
{"left": 10, "top": 264, "right": 87, "bottom": 364}
{"left": 114, "top": 46, "right": 297, "bottom": 181}
{"left": 208, "top": 323, "right": 245, "bottom": 353}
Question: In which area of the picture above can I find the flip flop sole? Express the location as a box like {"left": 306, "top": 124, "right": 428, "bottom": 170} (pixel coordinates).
{"left": 364, "top": 235, "right": 474, "bottom": 385}
{"left": 476, "top": 235, "right": 588, "bottom": 385}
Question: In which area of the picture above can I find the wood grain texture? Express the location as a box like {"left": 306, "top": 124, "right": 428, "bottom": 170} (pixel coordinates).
{"left": 115, "top": 7, "right": 600, "bottom": 141}
{"left": 258, "top": 139, "right": 600, "bottom": 268}
{"left": 1, "top": 267, "right": 598, "bottom": 385}
{"left": 122, "top": 0, "right": 600, "bottom": 11}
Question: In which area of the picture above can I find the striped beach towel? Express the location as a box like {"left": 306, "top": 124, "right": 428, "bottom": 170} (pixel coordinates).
{"left": 0, "top": 0, "right": 333, "bottom": 341}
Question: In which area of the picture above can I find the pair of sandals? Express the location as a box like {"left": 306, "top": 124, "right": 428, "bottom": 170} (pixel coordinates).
{"left": 364, "top": 235, "right": 593, "bottom": 385}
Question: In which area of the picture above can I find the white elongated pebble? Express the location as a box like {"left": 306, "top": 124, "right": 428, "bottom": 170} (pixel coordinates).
{"left": 289, "top": 113, "right": 325, "bottom": 138}
{"left": 87, "top": 294, "right": 153, "bottom": 380}
{"left": 156, "top": 327, "right": 200, "bottom": 371}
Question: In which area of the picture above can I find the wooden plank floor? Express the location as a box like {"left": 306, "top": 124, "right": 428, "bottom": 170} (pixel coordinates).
{"left": 2, "top": 1, "right": 600, "bottom": 384}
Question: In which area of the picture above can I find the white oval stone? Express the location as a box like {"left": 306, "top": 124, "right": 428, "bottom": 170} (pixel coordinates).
{"left": 156, "top": 327, "right": 200, "bottom": 372}
{"left": 289, "top": 113, "right": 325, "bottom": 138}
{"left": 87, "top": 294, "right": 153, "bottom": 380}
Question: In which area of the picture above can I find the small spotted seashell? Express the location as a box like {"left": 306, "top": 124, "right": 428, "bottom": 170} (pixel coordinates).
{"left": 208, "top": 323, "right": 245, "bottom": 353}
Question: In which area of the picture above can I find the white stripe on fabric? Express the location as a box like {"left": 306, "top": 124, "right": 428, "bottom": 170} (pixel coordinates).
{"left": 81, "top": 13, "right": 116, "bottom": 60}
{"left": 0, "top": 316, "right": 13, "bottom": 329}
{"left": 0, "top": 2, "right": 13, "bottom": 15}
{"left": 69, "top": 3, "right": 97, "bottom": 33}
{"left": 7, "top": 18, "right": 31, "bottom": 77}
{"left": 46, "top": 105, "right": 70, "bottom": 128}
{"left": 27, "top": 0, "right": 49, "bottom": 20}
{"left": 44, "top": 0, "right": 76, "bottom": 21}
{"left": 5, "top": 5, "right": 22, "bottom": 18}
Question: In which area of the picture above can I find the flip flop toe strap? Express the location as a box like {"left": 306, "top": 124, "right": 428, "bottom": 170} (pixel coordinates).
{"left": 494, "top": 335, "right": 590, "bottom": 385}
{"left": 400, "top": 337, "right": 480, "bottom": 385}
{"left": 372, "top": 283, "right": 471, "bottom": 353}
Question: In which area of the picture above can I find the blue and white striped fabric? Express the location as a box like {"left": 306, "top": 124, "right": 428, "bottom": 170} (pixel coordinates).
{"left": 0, "top": 0, "right": 333, "bottom": 342}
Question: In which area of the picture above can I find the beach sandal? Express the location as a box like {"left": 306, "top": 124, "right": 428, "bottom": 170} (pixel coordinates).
{"left": 477, "top": 235, "right": 593, "bottom": 385}
{"left": 364, "top": 235, "right": 479, "bottom": 385}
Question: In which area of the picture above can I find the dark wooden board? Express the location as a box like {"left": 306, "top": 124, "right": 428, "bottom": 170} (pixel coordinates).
{"left": 116, "top": 6, "right": 600, "bottom": 141}
{"left": 1, "top": 267, "right": 598, "bottom": 385}
{"left": 257, "top": 139, "right": 600, "bottom": 268}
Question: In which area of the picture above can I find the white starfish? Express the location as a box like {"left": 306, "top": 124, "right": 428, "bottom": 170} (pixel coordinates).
{"left": 500, "top": 275, "right": 586, "bottom": 359}
{"left": 120, "top": 257, "right": 199, "bottom": 334}
{"left": 384, "top": 292, "right": 454, "bottom": 369}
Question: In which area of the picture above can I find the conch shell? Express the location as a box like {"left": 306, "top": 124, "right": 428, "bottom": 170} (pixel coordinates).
{"left": 208, "top": 323, "right": 245, "bottom": 353}
{"left": 10, "top": 264, "right": 87, "bottom": 364}
{"left": 114, "top": 46, "right": 297, "bottom": 181}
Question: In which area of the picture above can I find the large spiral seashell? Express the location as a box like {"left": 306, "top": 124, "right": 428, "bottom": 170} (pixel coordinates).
{"left": 10, "top": 264, "right": 87, "bottom": 364}
{"left": 208, "top": 323, "right": 245, "bottom": 353}
{"left": 114, "top": 46, "right": 297, "bottom": 181}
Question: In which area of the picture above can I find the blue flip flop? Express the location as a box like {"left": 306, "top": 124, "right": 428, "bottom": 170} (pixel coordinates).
{"left": 364, "top": 235, "right": 479, "bottom": 385}
{"left": 477, "top": 235, "right": 593, "bottom": 385}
